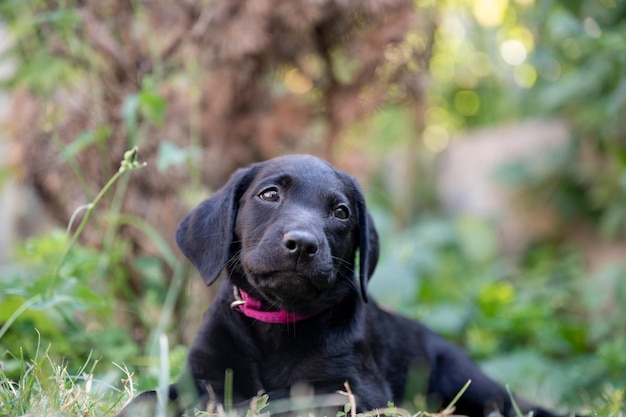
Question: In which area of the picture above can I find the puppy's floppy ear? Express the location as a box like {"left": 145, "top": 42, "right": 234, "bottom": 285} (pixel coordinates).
{"left": 355, "top": 193, "right": 379, "bottom": 303}
{"left": 175, "top": 166, "right": 257, "bottom": 286}
{"left": 341, "top": 173, "right": 379, "bottom": 302}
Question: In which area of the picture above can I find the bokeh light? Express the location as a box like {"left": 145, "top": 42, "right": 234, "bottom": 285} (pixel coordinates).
{"left": 513, "top": 63, "right": 537, "bottom": 88}
{"left": 472, "top": 0, "right": 509, "bottom": 27}
{"left": 423, "top": 125, "right": 450, "bottom": 152}
{"left": 284, "top": 68, "right": 313, "bottom": 94}
{"left": 500, "top": 39, "right": 527, "bottom": 66}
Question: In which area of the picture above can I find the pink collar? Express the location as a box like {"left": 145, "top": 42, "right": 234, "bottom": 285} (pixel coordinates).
{"left": 230, "top": 287, "right": 318, "bottom": 324}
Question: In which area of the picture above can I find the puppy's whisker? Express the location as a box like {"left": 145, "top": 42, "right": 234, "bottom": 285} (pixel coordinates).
{"left": 338, "top": 272, "right": 361, "bottom": 294}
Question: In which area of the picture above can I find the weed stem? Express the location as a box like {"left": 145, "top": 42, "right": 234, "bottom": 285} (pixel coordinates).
{"left": 51, "top": 147, "right": 146, "bottom": 294}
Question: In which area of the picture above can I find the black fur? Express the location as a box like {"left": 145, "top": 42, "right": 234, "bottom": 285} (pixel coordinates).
{"left": 119, "top": 154, "right": 572, "bottom": 417}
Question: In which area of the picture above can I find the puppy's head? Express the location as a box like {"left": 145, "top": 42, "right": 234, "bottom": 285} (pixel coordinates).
{"left": 175, "top": 154, "right": 378, "bottom": 312}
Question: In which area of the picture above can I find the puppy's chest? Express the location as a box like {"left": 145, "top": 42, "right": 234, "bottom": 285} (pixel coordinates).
{"left": 255, "top": 345, "right": 393, "bottom": 411}
{"left": 258, "top": 347, "right": 349, "bottom": 386}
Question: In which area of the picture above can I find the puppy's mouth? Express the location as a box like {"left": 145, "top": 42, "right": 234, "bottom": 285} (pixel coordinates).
{"left": 246, "top": 269, "right": 337, "bottom": 310}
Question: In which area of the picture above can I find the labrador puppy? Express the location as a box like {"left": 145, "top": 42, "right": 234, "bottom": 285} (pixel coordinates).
{"left": 119, "top": 154, "right": 571, "bottom": 417}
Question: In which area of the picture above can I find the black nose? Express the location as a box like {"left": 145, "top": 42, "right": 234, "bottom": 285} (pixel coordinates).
{"left": 283, "top": 230, "right": 319, "bottom": 257}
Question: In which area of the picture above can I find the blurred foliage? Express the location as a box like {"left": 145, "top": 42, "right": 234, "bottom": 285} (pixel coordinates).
{"left": 0, "top": 152, "right": 188, "bottom": 393}
{"left": 370, "top": 210, "right": 626, "bottom": 409}
{"left": 419, "top": 0, "right": 626, "bottom": 236}
{"left": 362, "top": 0, "right": 626, "bottom": 412}
{"left": 1, "top": 0, "right": 626, "bottom": 415}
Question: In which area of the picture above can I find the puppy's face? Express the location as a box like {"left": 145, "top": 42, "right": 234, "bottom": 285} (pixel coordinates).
{"left": 233, "top": 156, "right": 359, "bottom": 314}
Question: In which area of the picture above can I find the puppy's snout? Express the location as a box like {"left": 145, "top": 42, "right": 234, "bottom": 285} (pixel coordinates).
{"left": 283, "top": 230, "right": 319, "bottom": 257}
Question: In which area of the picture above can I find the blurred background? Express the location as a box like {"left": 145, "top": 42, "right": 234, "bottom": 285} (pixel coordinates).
{"left": 0, "top": 0, "right": 625, "bottom": 414}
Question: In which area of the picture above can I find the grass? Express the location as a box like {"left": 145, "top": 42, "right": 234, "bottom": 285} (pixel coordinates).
{"left": 10, "top": 344, "right": 624, "bottom": 417}
{"left": 0, "top": 343, "right": 128, "bottom": 416}
{"left": 5, "top": 342, "right": 624, "bottom": 417}
{"left": 0, "top": 351, "right": 474, "bottom": 417}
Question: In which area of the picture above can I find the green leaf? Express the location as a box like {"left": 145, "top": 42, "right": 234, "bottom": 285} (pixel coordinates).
{"left": 6, "top": 49, "right": 76, "bottom": 93}
{"left": 59, "top": 126, "right": 111, "bottom": 162}
{"left": 607, "top": 76, "right": 626, "bottom": 120}
{"left": 456, "top": 216, "right": 497, "bottom": 263}
{"left": 156, "top": 141, "right": 199, "bottom": 172}
{"left": 478, "top": 281, "right": 516, "bottom": 317}
{"left": 33, "top": 9, "right": 79, "bottom": 26}
{"left": 122, "top": 93, "right": 140, "bottom": 139}
{"left": 599, "top": 202, "right": 626, "bottom": 239}
{"left": 557, "top": 0, "right": 583, "bottom": 16}
{"left": 139, "top": 90, "right": 167, "bottom": 126}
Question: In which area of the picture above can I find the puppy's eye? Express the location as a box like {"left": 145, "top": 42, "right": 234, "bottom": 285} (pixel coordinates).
{"left": 333, "top": 205, "right": 350, "bottom": 219}
{"left": 259, "top": 187, "right": 280, "bottom": 202}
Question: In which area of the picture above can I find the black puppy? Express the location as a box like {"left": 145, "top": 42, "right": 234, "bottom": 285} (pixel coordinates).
{"left": 119, "top": 154, "right": 568, "bottom": 417}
